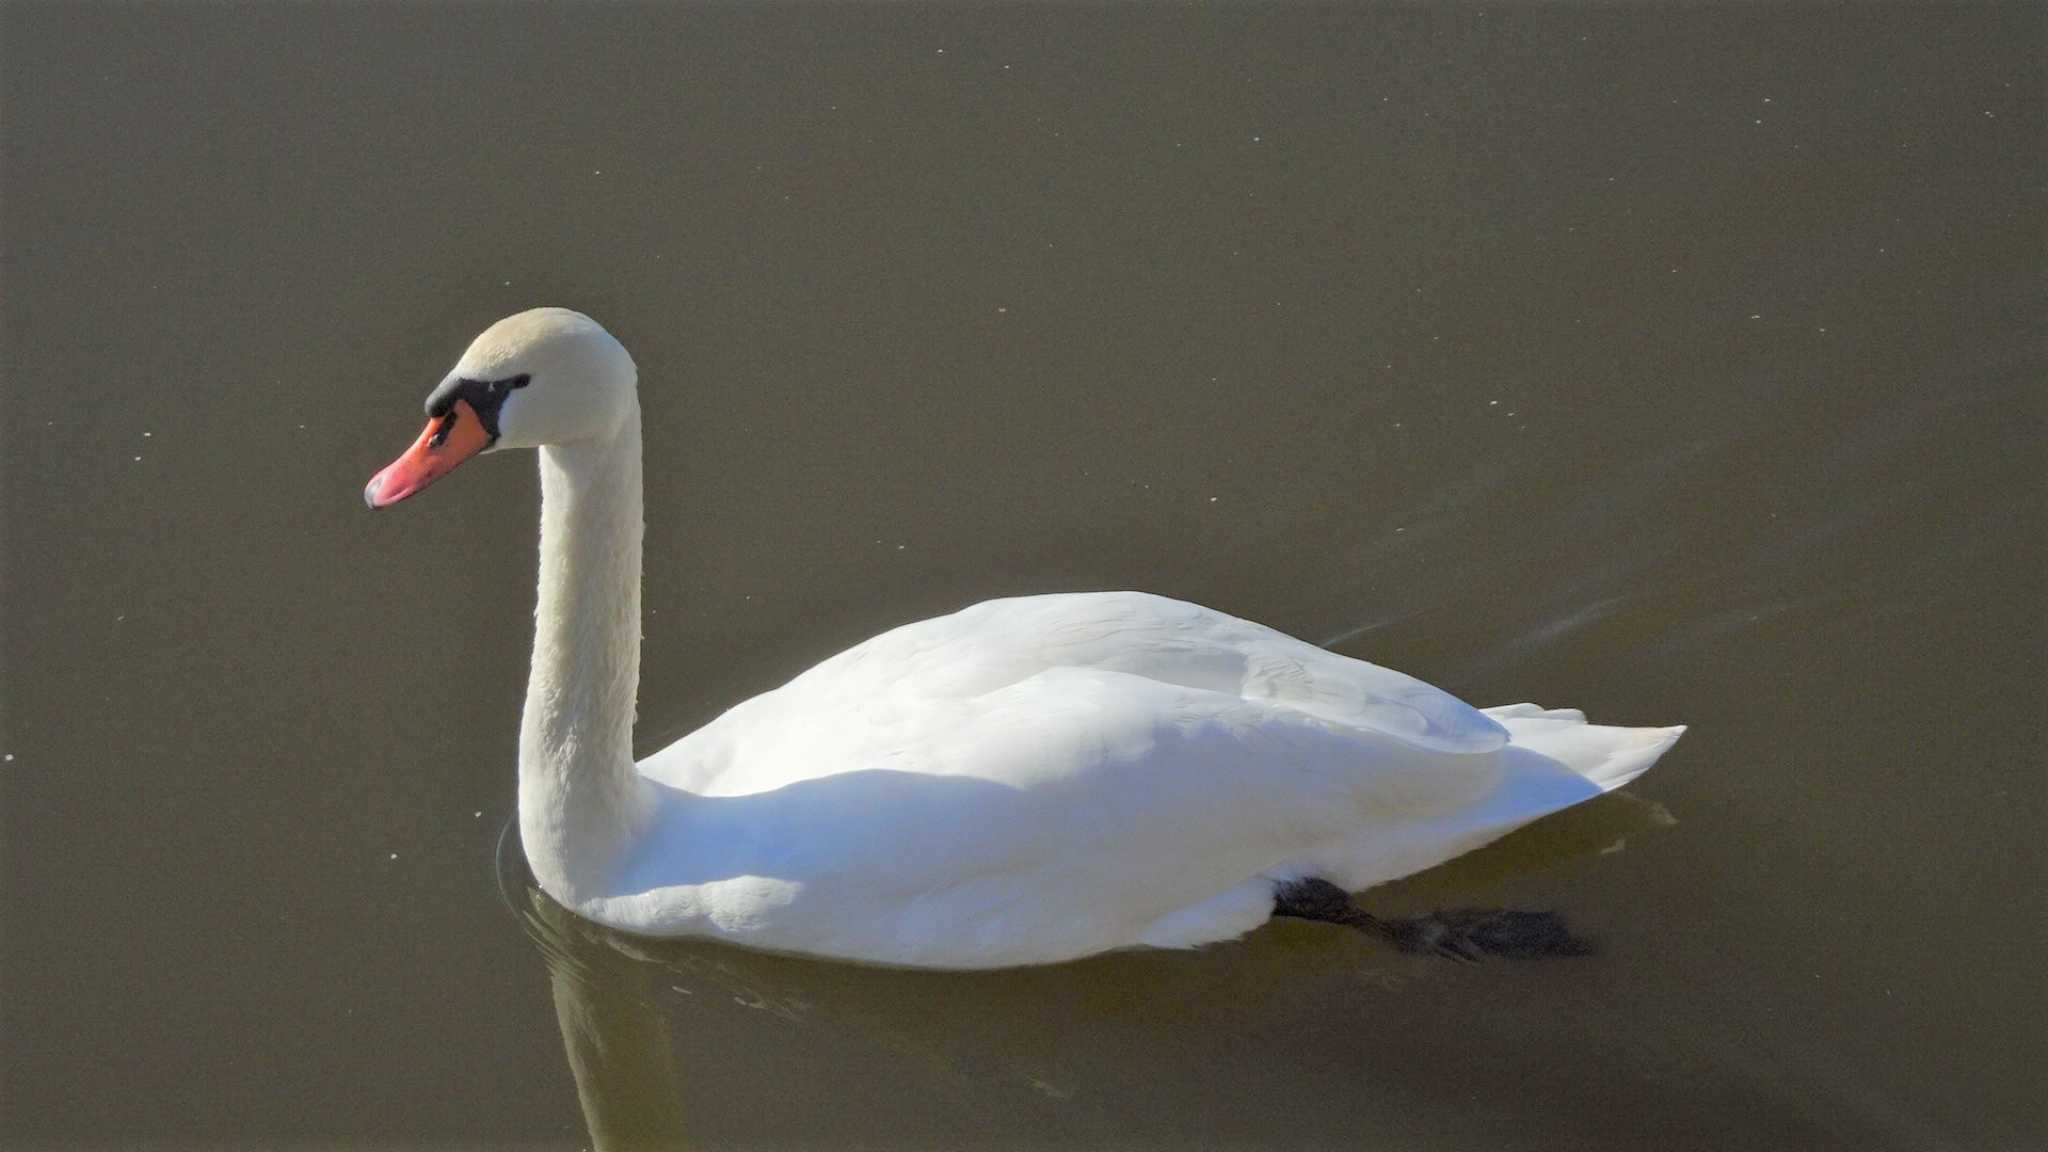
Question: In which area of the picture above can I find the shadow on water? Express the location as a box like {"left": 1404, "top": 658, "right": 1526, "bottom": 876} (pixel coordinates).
{"left": 501, "top": 792, "right": 1675, "bottom": 1149}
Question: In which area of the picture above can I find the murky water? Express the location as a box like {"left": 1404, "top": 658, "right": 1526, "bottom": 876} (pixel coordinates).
{"left": 3, "top": 4, "right": 2041, "bottom": 1149}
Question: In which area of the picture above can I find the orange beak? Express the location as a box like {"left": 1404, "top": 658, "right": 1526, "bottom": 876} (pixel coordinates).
{"left": 364, "top": 398, "right": 493, "bottom": 509}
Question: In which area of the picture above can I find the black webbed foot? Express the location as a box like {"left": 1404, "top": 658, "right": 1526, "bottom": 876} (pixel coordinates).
{"left": 1271, "top": 877, "right": 1356, "bottom": 922}
{"left": 1272, "top": 878, "right": 1594, "bottom": 961}
{"left": 1381, "top": 907, "right": 1595, "bottom": 961}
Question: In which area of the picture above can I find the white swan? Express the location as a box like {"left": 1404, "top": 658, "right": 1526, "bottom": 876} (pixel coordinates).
{"left": 365, "top": 308, "right": 1684, "bottom": 969}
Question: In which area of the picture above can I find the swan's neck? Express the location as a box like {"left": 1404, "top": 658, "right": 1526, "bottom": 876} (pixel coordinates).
{"left": 520, "top": 404, "right": 650, "bottom": 902}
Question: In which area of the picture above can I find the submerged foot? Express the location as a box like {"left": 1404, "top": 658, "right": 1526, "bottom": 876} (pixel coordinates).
{"left": 1380, "top": 907, "right": 1594, "bottom": 961}
{"left": 1271, "top": 877, "right": 1594, "bottom": 961}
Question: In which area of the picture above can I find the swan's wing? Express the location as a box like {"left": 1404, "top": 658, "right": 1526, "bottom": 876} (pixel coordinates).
{"left": 609, "top": 593, "right": 1681, "bottom": 966}
{"left": 639, "top": 591, "right": 1505, "bottom": 796}
{"left": 609, "top": 666, "right": 1502, "bottom": 967}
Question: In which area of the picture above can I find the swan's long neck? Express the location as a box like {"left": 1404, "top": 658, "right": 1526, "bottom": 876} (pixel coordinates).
{"left": 520, "top": 402, "right": 650, "bottom": 902}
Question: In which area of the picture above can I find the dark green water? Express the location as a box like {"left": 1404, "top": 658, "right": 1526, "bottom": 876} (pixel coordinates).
{"left": 3, "top": 4, "right": 2041, "bottom": 1149}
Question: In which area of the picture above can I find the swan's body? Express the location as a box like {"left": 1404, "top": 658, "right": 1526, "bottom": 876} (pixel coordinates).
{"left": 368, "top": 309, "right": 1684, "bottom": 969}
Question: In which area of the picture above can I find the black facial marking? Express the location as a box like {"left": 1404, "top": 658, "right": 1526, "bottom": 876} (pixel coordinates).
{"left": 425, "top": 373, "right": 530, "bottom": 444}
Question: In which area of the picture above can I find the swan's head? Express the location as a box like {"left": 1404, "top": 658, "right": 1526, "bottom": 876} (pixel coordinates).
{"left": 364, "top": 308, "right": 636, "bottom": 508}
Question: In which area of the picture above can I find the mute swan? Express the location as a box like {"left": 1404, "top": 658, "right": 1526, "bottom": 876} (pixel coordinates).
{"left": 365, "top": 308, "right": 1684, "bottom": 969}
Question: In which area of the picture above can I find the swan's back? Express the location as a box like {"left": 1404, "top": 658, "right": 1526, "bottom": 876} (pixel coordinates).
{"left": 641, "top": 591, "right": 1508, "bottom": 797}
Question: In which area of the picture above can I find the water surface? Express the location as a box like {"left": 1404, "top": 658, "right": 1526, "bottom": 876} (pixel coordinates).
{"left": 2, "top": 4, "right": 2041, "bottom": 1149}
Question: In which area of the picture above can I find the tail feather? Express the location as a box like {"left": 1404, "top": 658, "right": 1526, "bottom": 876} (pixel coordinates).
{"left": 1482, "top": 703, "right": 1686, "bottom": 793}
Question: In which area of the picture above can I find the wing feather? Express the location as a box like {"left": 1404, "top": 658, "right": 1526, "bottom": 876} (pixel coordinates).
{"left": 641, "top": 591, "right": 1504, "bottom": 797}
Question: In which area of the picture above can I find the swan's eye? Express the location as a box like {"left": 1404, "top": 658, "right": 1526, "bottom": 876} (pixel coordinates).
{"left": 427, "top": 410, "right": 458, "bottom": 448}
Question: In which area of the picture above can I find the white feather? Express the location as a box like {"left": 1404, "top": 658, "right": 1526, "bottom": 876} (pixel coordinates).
{"left": 401, "top": 310, "right": 1687, "bottom": 969}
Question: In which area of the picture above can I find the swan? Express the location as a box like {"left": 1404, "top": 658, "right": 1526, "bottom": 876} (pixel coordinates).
{"left": 364, "top": 308, "right": 1684, "bottom": 969}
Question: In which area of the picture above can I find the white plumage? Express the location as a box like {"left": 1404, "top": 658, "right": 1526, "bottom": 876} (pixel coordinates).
{"left": 369, "top": 309, "right": 1684, "bottom": 969}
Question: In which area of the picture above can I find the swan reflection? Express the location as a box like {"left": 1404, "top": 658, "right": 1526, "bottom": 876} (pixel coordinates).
{"left": 503, "top": 791, "right": 1674, "bottom": 1150}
